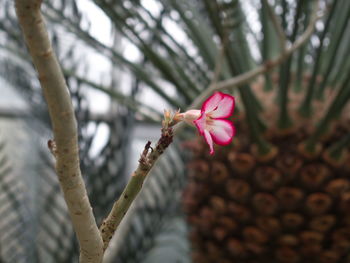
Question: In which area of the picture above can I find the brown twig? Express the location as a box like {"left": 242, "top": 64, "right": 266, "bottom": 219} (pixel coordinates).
{"left": 14, "top": 1, "right": 103, "bottom": 262}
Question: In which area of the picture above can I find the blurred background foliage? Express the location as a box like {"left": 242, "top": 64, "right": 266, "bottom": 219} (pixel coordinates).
{"left": 0, "top": 0, "right": 349, "bottom": 262}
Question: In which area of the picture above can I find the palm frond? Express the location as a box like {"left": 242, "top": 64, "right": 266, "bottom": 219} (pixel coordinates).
{"left": 0, "top": 133, "right": 34, "bottom": 262}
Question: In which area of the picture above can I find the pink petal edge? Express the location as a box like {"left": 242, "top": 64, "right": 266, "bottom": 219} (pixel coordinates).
{"left": 209, "top": 119, "right": 235, "bottom": 146}
{"left": 210, "top": 94, "right": 235, "bottom": 119}
{"left": 201, "top": 92, "right": 223, "bottom": 113}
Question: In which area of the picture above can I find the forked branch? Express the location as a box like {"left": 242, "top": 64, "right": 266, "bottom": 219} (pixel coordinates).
{"left": 99, "top": 114, "right": 175, "bottom": 250}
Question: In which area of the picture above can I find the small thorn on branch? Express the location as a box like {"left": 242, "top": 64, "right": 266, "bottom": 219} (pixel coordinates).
{"left": 139, "top": 141, "right": 152, "bottom": 169}
{"left": 143, "top": 141, "right": 152, "bottom": 155}
{"left": 47, "top": 139, "right": 57, "bottom": 157}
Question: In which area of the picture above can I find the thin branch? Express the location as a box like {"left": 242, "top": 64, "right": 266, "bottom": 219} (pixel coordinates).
{"left": 14, "top": 1, "right": 103, "bottom": 262}
{"left": 99, "top": 117, "right": 174, "bottom": 251}
{"left": 262, "top": 0, "right": 287, "bottom": 53}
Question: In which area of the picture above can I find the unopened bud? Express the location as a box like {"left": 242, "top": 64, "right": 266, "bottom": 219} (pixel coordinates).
{"left": 164, "top": 109, "right": 185, "bottom": 126}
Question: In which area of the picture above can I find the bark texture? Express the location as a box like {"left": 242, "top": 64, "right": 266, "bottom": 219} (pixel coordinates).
{"left": 14, "top": 1, "right": 103, "bottom": 262}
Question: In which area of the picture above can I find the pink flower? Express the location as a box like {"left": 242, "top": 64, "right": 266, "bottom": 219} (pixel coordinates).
{"left": 182, "top": 92, "right": 235, "bottom": 155}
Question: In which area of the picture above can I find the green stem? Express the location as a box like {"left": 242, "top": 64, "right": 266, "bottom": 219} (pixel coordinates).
{"left": 294, "top": 1, "right": 312, "bottom": 93}
{"left": 298, "top": 0, "right": 339, "bottom": 115}
{"left": 264, "top": 74, "right": 274, "bottom": 92}
{"left": 262, "top": 0, "right": 287, "bottom": 53}
{"left": 240, "top": 87, "right": 271, "bottom": 154}
{"left": 277, "top": 0, "right": 304, "bottom": 129}
{"left": 277, "top": 64, "right": 293, "bottom": 129}
{"left": 203, "top": 0, "right": 265, "bottom": 120}
{"left": 230, "top": 54, "right": 266, "bottom": 131}
{"left": 328, "top": 133, "right": 350, "bottom": 160}
{"left": 260, "top": 0, "right": 275, "bottom": 92}
{"left": 100, "top": 124, "right": 174, "bottom": 250}
{"left": 201, "top": 0, "right": 240, "bottom": 82}
{"left": 305, "top": 69, "right": 350, "bottom": 151}
{"left": 280, "top": 0, "right": 288, "bottom": 31}
{"left": 314, "top": 1, "right": 350, "bottom": 100}
{"left": 328, "top": 29, "right": 350, "bottom": 88}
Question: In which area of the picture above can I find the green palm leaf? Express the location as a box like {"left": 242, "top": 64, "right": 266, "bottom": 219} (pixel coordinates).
{"left": 0, "top": 135, "right": 34, "bottom": 262}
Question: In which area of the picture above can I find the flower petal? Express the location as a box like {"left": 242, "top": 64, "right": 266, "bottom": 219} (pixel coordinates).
{"left": 210, "top": 93, "right": 235, "bottom": 118}
{"left": 208, "top": 119, "right": 235, "bottom": 145}
{"left": 193, "top": 111, "right": 206, "bottom": 135}
{"left": 201, "top": 92, "right": 224, "bottom": 113}
{"left": 203, "top": 129, "right": 214, "bottom": 155}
